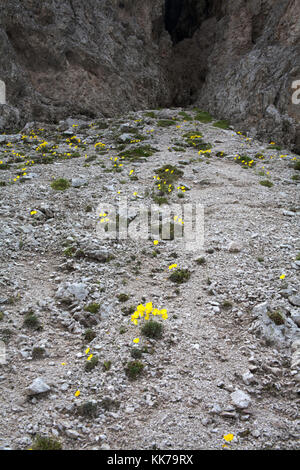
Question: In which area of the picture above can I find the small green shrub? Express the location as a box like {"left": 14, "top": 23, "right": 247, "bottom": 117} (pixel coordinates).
{"left": 117, "top": 293, "right": 130, "bottom": 302}
{"left": 31, "top": 435, "right": 62, "bottom": 450}
{"left": 222, "top": 300, "right": 233, "bottom": 310}
{"left": 141, "top": 320, "right": 163, "bottom": 339}
{"left": 23, "top": 312, "right": 42, "bottom": 331}
{"left": 50, "top": 178, "right": 70, "bottom": 191}
{"left": 169, "top": 268, "right": 191, "bottom": 284}
{"left": 77, "top": 401, "right": 98, "bottom": 419}
{"left": 131, "top": 348, "right": 143, "bottom": 359}
{"left": 267, "top": 310, "right": 285, "bottom": 325}
{"left": 32, "top": 347, "right": 45, "bottom": 360}
{"left": 84, "top": 329, "right": 97, "bottom": 342}
{"left": 84, "top": 303, "right": 100, "bottom": 314}
{"left": 85, "top": 356, "right": 99, "bottom": 372}
{"left": 63, "top": 246, "right": 76, "bottom": 257}
{"left": 125, "top": 360, "right": 144, "bottom": 380}
{"left": 103, "top": 360, "right": 112, "bottom": 371}
{"left": 121, "top": 305, "right": 136, "bottom": 316}
{"left": 294, "top": 161, "right": 300, "bottom": 171}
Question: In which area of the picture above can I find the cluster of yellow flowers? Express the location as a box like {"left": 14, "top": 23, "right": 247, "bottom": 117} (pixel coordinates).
{"left": 131, "top": 302, "right": 168, "bottom": 325}
{"left": 99, "top": 211, "right": 109, "bottom": 223}
{"left": 168, "top": 264, "right": 177, "bottom": 270}
{"left": 189, "top": 134, "right": 202, "bottom": 139}
{"left": 95, "top": 141, "right": 106, "bottom": 148}
{"left": 198, "top": 148, "right": 211, "bottom": 155}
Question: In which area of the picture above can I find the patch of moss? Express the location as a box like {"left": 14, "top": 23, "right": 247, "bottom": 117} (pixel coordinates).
{"left": 51, "top": 178, "right": 70, "bottom": 191}
{"left": 178, "top": 111, "right": 193, "bottom": 121}
{"left": 63, "top": 246, "right": 76, "bottom": 258}
{"left": 144, "top": 111, "right": 156, "bottom": 118}
{"left": 260, "top": 180, "right": 273, "bottom": 188}
{"left": 222, "top": 300, "right": 233, "bottom": 310}
{"left": 213, "top": 120, "right": 230, "bottom": 129}
{"left": 193, "top": 109, "right": 213, "bottom": 123}
{"left": 157, "top": 119, "right": 177, "bottom": 127}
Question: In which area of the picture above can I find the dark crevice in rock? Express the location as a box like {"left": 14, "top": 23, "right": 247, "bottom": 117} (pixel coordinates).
{"left": 164, "top": 0, "right": 207, "bottom": 44}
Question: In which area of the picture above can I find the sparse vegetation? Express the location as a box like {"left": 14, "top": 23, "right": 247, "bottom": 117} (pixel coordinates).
{"left": 125, "top": 360, "right": 144, "bottom": 380}
{"left": 169, "top": 268, "right": 191, "bottom": 284}
{"left": 141, "top": 320, "right": 163, "bottom": 339}
{"left": 193, "top": 109, "right": 213, "bottom": 123}
{"left": 267, "top": 310, "right": 285, "bottom": 325}
{"left": 213, "top": 120, "right": 230, "bottom": 129}
{"left": 117, "top": 293, "right": 130, "bottom": 302}
{"left": 84, "top": 329, "right": 97, "bottom": 342}
{"left": 31, "top": 435, "right": 62, "bottom": 450}
{"left": 50, "top": 178, "right": 70, "bottom": 191}
{"left": 85, "top": 356, "right": 99, "bottom": 372}
{"left": 84, "top": 303, "right": 100, "bottom": 314}
{"left": 23, "top": 312, "right": 42, "bottom": 331}
{"left": 77, "top": 401, "right": 98, "bottom": 419}
{"left": 260, "top": 180, "right": 273, "bottom": 188}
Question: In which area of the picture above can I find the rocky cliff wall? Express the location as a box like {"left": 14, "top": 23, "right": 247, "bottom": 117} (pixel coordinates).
{"left": 0, "top": 0, "right": 299, "bottom": 150}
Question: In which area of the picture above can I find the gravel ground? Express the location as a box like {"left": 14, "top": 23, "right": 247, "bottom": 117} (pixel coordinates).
{"left": 0, "top": 108, "right": 299, "bottom": 450}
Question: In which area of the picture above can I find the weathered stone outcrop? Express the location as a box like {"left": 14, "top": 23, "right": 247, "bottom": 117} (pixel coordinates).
{"left": 0, "top": 0, "right": 299, "bottom": 150}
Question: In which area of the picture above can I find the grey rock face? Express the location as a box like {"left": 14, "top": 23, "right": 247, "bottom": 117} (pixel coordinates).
{"left": 0, "top": 0, "right": 298, "bottom": 149}
{"left": 230, "top": 389, "right": 252, "bottom": 409}
{"left": 56, "top": 282, "right": 89, "bottom": 302}
{"left": 27, "top": 378, "right": 51, "bottom": 395}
